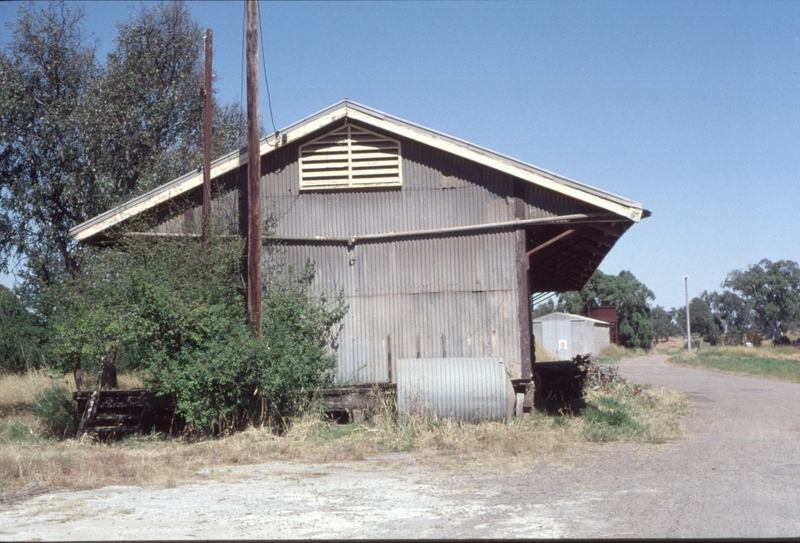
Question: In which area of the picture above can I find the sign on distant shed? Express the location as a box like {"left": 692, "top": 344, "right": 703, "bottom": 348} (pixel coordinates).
{"left": 532, "top": 313, "right": 611, "bottom": 360}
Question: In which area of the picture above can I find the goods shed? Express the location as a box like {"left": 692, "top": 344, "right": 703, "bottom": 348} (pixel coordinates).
{"left": 532, "top": 312, "right": 612, "bottom": 361}
{"left": 70, "top": 100, "right": 648, "bottom": 392}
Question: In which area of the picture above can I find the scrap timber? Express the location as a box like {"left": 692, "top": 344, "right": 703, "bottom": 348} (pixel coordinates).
{"left": 73, "top": 389, "right": 177, "bottom": 439}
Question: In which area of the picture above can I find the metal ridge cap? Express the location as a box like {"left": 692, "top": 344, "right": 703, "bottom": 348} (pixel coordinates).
{"left": 342, "top": 102, "right": 644, "bottom": 210}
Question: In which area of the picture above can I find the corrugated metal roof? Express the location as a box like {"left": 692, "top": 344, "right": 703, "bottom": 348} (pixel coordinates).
{"left": 533, "top": 312, "right": 612, "bottom": 325}
{"left": 70, "top": 99, "right": 647, "bottom": 243}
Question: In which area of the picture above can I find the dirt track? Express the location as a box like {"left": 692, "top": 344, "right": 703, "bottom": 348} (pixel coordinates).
{"left": 1, "top": 354, "right": 799, "bottom": 539}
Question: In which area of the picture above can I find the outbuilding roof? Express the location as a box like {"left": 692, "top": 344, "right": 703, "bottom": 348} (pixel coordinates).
{"left": 70, "top": 99, "right": 648, "bottom": 243}
{"left": 532, "top": 312, "right": 612, "bottom": 325}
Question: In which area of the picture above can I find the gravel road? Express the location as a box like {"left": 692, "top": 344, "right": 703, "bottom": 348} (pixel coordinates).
{"left": 1, "top": 354, "right": 799, "bottom": 539}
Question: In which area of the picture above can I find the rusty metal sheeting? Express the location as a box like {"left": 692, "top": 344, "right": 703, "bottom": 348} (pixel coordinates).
{"left": 396, "top": 357, "right": 515, "bottom": 423}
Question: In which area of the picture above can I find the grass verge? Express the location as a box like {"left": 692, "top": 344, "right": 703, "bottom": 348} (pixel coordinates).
{"left": 669, "top": 346, "right": 800, "bottom": 382}
{"left": 596, "top": 344, "right": 649, "bottom": 364}
{"left": 0, "top": 371, "right": 689, "bottom": 496}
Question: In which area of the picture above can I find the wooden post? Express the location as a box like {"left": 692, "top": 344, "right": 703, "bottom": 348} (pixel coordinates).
{"left": 387, "top": 335, "right": 392, "bottom": 383}
{"left": 73, "top": 359, "right": 85, "bottom": 391}
{"left": 99, "top": 348, "right": 118, "bottom": 390}
{"left": 202, "top": 29, "right": 213, "bottom": 248}
{"left": 246, "top": 0, "right": 262, "bottom": 337}
{"left": 514, "top": 184, "right": 532, "bottom": 381}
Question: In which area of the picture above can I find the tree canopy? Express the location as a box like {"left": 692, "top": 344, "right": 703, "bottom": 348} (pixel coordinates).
{"left": 650, "top": 305, "right": 681, "bottom": 342}
{"left": 0, "top": 285, "right": 45, "bottom": 372}
{"left": 556, "top": 270, "right": 656, "bottom": 349}
{"left": 0, "top": 1, "right": 246, "bottom": 292}
{"left": 722, "top": 259, "right": 800, "bottom": 341}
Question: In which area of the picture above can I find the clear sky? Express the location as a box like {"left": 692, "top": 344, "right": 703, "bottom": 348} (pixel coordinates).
{"left": 1, "top": 0, "right": 798, "bottom": 311}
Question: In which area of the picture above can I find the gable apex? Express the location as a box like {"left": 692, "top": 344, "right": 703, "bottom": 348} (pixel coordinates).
{"left": 70, "top": 99, "right": 647, "bottom": 243}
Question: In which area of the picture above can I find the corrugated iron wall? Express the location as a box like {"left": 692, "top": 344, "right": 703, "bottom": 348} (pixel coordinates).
{"left": 152, "top": 127, "right": 602, "bottom": 238}
{"left": 148, "top": 121, "right": 603, "bottom": 383}
{"left": 278, "top": 234, "right": 520, "bottom": 383}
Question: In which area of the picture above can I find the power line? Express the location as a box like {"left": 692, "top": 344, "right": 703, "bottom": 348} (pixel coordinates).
{"left": 257, "top": 1, "right": 278, "bottom": 135}
{"left": 240, "top": 3, "right": 246, "bottom": 110}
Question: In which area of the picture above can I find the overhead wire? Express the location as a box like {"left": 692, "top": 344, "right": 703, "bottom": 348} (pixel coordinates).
{"left": 257, "top": 0, "right": 278, "bottom": 137}
{"left": 240, "top": 3, "right": 246, "bottom": 111}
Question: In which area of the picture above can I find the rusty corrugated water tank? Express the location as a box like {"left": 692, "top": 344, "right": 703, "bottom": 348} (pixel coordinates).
{"left": 588, "top": 306, "right": 617, "bottom": 324}
{"left": 396, "top": 357, "right": 515, "bottom": 422}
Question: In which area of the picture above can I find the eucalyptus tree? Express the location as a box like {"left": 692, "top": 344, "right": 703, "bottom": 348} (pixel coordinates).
{"left": 558, "top": 269, "right": 656, "bottom": 349}
{"left": 723, "top": 259, "right": 800, "bottom": 342}
{"left": 0, "top": 1, "right": 246, "bottom": 294}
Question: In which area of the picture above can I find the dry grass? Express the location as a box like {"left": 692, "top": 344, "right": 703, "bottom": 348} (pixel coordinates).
{"left": 0, "top": 413, "right": 581, "bottom": 494}
{"left": 669, "top": 345, "right": 800, "bottom": 382}
{"left": 0, "top": 374, "right": 691, "bottom": 496}
{"left": 701, "top": 345, "right": 800, "bottom": 361}
{"left": 535, "top": 343, "right": 558, "bottom": 362}
{"left": 0, "top": 370, "right": 76, "bottom": 411}
{"left": 0, "top": 370, "right": 144, "bottom": 412}
{"left": 652, "top": 336, "right": 686, "bottom": 355}
{"left": 596, "top": 344, "right": 649, "bottom": 364}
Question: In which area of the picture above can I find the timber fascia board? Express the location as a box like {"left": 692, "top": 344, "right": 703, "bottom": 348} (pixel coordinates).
{"left": 70, "top": 100, "right": 644, "bottom": 243}
{"left": 342, "top": 106, "right": 644, "bottom": 222}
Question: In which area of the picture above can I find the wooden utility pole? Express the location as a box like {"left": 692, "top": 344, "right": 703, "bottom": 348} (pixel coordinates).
{"left": 202, "top": 29, "right": 213, "bottom": 248}
{"left": 246, "top": 0, "right": 263, "bottom": 336}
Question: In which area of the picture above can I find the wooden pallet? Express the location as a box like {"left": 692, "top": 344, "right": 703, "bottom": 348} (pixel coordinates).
{"left": 73, "top": 389, "right": 177, "bottom": 439}
{"left": 300, "top": 383, "right": 397, "bottom": 423}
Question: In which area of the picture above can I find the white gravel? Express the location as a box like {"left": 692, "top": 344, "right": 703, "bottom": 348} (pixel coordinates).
{"left": 2, "top": 354, "right": 799, "bottom": 539}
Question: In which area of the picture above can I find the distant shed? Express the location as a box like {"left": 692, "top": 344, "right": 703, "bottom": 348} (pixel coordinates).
{"left": 532, "top": 313, "right": 611, "bottom": 360}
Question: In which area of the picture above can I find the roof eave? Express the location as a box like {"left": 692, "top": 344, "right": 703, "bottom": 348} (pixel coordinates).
{"left": 70, "top": 99, "right": 646, "bottom": 243}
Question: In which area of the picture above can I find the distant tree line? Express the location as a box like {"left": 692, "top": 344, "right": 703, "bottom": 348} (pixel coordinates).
{"left": 667, "top": 259, "right": 800, "bottom": 346}
{"left": 534, "top": 259, "right": 800, "bottom": 351}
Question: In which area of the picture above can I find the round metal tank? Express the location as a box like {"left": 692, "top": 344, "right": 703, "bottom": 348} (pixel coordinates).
{"left": 396, "top": 357, "right": 515, "bottom": 422}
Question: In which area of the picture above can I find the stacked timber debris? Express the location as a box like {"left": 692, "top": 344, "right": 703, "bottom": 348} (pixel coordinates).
{"left": 534, "top": 355, "right": 591, "bottom": 412}
{"left": 73, "top": 390, "right": 177, "bottom": 439}
{"left": 297, "top": 383, "right": 396, "bottom": 423}
{"left": 534, "top": 354, "right": 641, "bottom": 412}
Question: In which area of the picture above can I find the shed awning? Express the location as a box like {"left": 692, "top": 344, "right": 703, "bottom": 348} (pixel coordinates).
{"left": 526, "top": 218, "right": 640, "bottom": 293}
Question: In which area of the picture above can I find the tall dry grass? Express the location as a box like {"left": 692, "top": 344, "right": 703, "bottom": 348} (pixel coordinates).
{"left": 0, "top": 370, "right": 76, "bottom": 411}
{"left": 669, "top": 345, "right": 800, "bottom": 382}
{"left": 0, "top": 370, "right": 144, "bottom": 412}
{"left": 0, "top": 378, "right": 690, "bottom": 495}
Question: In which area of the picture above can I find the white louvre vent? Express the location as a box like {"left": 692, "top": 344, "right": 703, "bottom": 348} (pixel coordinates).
{"left": 299, "top": 124, "right": 401, "bottom": 189}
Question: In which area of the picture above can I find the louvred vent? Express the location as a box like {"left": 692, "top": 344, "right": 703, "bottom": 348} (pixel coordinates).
{"left": 299, "top": 124, "right": 402, "bottom": 189}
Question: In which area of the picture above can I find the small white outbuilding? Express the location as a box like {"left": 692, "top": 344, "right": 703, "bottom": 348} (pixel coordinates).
{"left": 532, "top": 312, "right": 611, "bottom": 361}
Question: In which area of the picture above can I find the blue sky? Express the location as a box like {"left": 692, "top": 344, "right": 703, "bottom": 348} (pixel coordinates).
{"left": 1, "top": 1, "right": 798, "bottom": 310}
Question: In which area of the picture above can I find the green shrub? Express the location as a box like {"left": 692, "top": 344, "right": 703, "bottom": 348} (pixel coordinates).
{"left": 0, "top": 285, "right": 46, "bottom": 373}
{"left": 581, "top": 389, "right": 645, "bottom": 441}
{"left": 3, "top": 421, "right": 33, "bottom": 442}
{"left": 34, "top": 386, "right": 76, "bottom": 439}
{"left": 42, "top": 235, "right": 346, "bottom": 435}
